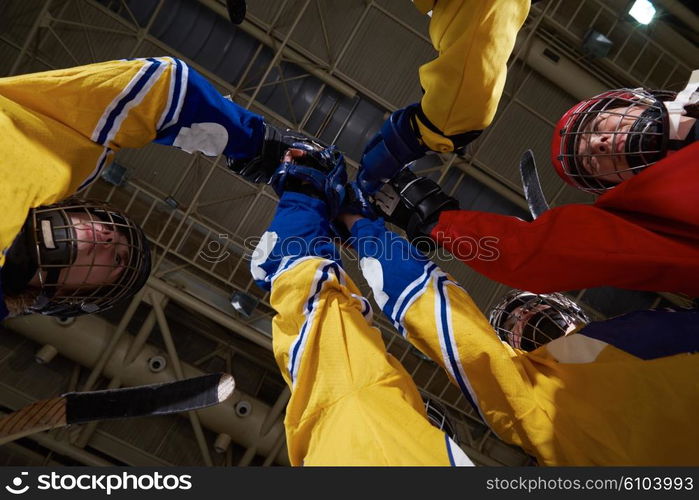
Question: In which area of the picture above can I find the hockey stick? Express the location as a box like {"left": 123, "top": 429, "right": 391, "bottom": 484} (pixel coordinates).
{"left": 0, "top": 372, "right": 234, "bottom": 446}
{"left": 519, "top": 149, "right": 550, "bottom": 220}
{"left": 226, "top": 0, "right": 246, "bottom": 25}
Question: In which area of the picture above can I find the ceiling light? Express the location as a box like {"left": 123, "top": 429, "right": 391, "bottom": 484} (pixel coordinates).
{"left": 100, "top": 162, "right": 128, "bottom": 186}
{"left": 581, "top": 29, "right": 614, "bottom": 59}
{"left": 629, "top": 0, "right": 656, "bottom": 25}
{"left": 230, "top": 291, "right": 258, "bottom": 317}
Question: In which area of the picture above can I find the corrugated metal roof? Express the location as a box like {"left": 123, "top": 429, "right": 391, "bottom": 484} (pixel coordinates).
{"left": 337, "top": 8, "right": 433, "bottom": 108}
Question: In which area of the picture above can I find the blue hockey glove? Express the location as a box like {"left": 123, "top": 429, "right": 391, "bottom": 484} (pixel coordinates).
{"left": 269, "top": 142, "right": 347, "bottom": 220}
{"left": 356, "top": 102, "right": 427, "bottom": 195}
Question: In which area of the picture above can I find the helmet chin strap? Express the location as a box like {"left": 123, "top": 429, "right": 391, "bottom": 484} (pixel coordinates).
{"left": 664, "top": 69, "right": 698, "bottom": 141}
{"left": 2, "top": 210, "right": 76, "bottom": 300}
{"left": 0, "top": 219, "right": 39, "bottom": 295}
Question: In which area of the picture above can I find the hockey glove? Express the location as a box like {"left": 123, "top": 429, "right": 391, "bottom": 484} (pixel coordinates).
{"left": 373, "top": 167, "right": 459, "bottom": 243}
{"left": 227, "top": 123, "right": 315, "bottom": 183}
{"left": 269, "top": 142, "right": 347, "bottom": 220}
{"left": 341, "top": 181, "right": 376, "bottom": 219}
{"left": 330, "top": 181, "right": 377, "bottom": 243}
{"left": 356, "top": 102, "right": 428, "bottom": 195}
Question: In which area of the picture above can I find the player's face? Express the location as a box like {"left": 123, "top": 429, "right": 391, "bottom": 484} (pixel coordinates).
{"left": 59, "top": 214, "right": 129, "bottom": 288}
{"left": 575, "top": 105, "right": 647, "bottom": 184}
{"left": 502, "top": 303, "right": 576, "bottom": 349}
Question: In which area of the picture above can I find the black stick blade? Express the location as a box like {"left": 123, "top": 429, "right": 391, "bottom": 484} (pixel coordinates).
{"left": 65, "top": 373, "right": 235, "bottom": 424}
{"left": 226, "top": 0, "right": 246, "bottom": 25}
{"left": 519, "top": 149, "right": 550, "bottom": 220}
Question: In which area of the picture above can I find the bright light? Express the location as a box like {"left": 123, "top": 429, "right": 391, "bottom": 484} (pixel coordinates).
{"left": 629, "top": 0, "right": 656, "bottom": 25}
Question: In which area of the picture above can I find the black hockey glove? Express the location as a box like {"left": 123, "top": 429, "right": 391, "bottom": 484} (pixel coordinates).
{"left": 373, "top": 168, "right": 459, "bottom": 243}
{"left": 227, "top": 124, "right": 315, "bottom": 184}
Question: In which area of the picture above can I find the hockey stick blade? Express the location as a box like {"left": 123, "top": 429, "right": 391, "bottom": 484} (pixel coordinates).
{"left": 226, "top": 0, "right": 246, "bottom": 25}
{"left": 519, "top": 149, "right": 550, "bottom": 220}
{"left": 0, "top": 373, "right": 234, "bottom": 446}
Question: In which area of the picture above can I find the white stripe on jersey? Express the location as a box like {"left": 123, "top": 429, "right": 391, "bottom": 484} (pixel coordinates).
{"left": 391, "top": 262, "right": 433, "bottom": 320}
{"left": 155, "top": 57, "right": 178, "bottom": 131}
{"left": 434, "top": 276, "right": 491, "bottom": 430}
{"left": 166, "top": 60, "right": 188, "bottom": 130}
{"left": 103, "top": 62, "right": 168, "bottom": 146}
{"left": 446, "top": 437, "right": 474, "bottom": 466}
{"left": 90, "top": 60, "right": 155, "bottom": 143}
{"left": 156, "top": 58, "right": 189, "bottom": 131}
{"left": 288, "top": 262, "right": 335, "bottom": 387}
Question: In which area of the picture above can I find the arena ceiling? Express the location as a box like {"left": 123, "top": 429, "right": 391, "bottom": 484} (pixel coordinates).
{"left": 0, "top": 0, "right": 696, "bottom": 466}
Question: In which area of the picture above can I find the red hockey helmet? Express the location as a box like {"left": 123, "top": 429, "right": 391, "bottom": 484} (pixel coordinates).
{"left": 551, "top": 89, "right": 675, "bottom": 194}
{"left": 488, "top": 290, "right": 589, "bottom": 352}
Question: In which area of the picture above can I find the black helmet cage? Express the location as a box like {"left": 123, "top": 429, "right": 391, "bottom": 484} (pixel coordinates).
{"left": 422, "top": 396, "right": 457, "bottom": 443}
{"left": 29, "top": 198, "right": 151, "bottom": 317}
{"left": 488, "top": 290, "right": 590, "bottom": 352}
{"left": 559, "top": 89, "right": 674, "bottom": 193}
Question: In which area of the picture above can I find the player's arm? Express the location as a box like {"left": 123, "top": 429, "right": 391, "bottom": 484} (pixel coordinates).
{"left": 349, "top": 216, "right": 546, "bottom": 450}
{"left": 433, "top": 202, "right": 699, "bottom": 297}
{"left": 252, "top": 191, "right": 470, "bottom": 465}
{"left": 414, "top": 0, "right": 530, "bottom": 149}
{"left": 0, "top": 57, "right": 264, "bottom": 159}
{"left": 372, "top": 165, "right": 699, "bottom": 297}
{"left": 357, "top": 0, "right": 530, "bottom": 194}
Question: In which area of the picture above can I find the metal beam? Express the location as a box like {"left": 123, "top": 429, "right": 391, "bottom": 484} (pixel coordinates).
{"left": 76, "top": 305, "right": 161, "bottom": 447}
{"left": 245, "top": 0, "right": 311, "bottom": 108}
{"left": 150, "top": 291, "right": 214, "bottom": 466}
{"left": 196, "top": 0, "right": 356, "bottom": 98}
{"left": 9, "top": 0, "right": 52, "bottom": 75}
{"left": 147, "top": 277, "right": 273, "bottom": 351}
{"left": 656, "top": 0, "right": 699, "bottom": 36}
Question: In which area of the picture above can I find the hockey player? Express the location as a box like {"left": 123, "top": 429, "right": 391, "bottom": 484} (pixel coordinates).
{"left": 0, "top": 198, "right": 151, "bottom": 321}
{"left": 356, "top": 0, "right": 530, "bottom": 194}
{"left": 487, "top": 289, "right": 589, "bottom": 351}
{"left": 552, "top": 85, "right": 697, "bottom": 193}
{"left": 250, "top": 143, "right": 699, "bottom": 466}
{"left": 249, "top": 144, "right": 473, "bottom": 466}
{"left": 0, "top": 56, "right": 315, "bottom": 318}
{"left": 369, "top": 80, "right": 699, "bottom": 296}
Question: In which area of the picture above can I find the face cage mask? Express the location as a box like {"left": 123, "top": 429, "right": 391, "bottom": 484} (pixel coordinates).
{"left": 560, "top": 90, "right": 672, "bottom": 193}
{"left": 488, "top": 291, "right": 590, "bottom": 352}
{"left": 423, "top": 396, "right": 457, "bottom": 443}
{"left": 27, "top": 200, "right": 151, "bottom": 317}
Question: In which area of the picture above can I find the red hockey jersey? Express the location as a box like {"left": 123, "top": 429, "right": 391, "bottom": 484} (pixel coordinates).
{"left": 431, "top": 142, "right": 699, "bottom": 296}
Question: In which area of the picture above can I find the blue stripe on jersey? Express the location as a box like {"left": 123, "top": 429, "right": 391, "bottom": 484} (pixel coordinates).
{"left": 288, "top": 262, "right": 335, "bottom": 385}
{"left": 393, "top": 263, "right": 437, "bottom": 335}
{"left": 77, "top": 147, "right": 110, "bottom": 191}
{"left": 437, "top": 276, "right": 467, "bottom": 394}
{"left": 158, "top": 58, "right": 183, "bottom": 131}
{"left": 436, "top": 276, "right": 480, "bottom": 412}
{"left": 579, "top": 308, "right": 699, "bottom": 360}
{"left": 96, "top": 58, "right": 162, "bottom": 145}
{"left": 445, "top": 434, "right": 455, "bottom": 466}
